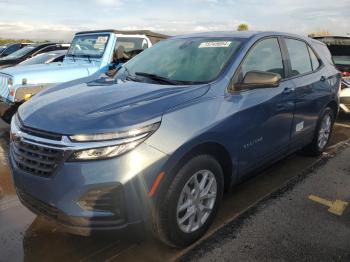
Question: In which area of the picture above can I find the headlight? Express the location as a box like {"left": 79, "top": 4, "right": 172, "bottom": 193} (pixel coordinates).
{"left": 69, "top": 122, "right": 160, "bottom": 142}
{"left": 69, "top": 122, "right": 160, "bottom": 161}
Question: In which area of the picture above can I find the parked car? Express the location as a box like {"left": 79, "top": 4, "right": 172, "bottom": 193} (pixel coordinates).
{"left": 10, "top": 31, "right": 340, "bottom": 247}
{"left": 0, "top": 30, "right": 168, "bottom": 123}
{"left": 313, "top": 36, "right": 350, "bottom": 113}
{"left": 0, "top": 43, "right": 69, "bottom": 69}
{"left": 19, "top": 50, "right": 67, "bottom": 66}
{"left": 0, "top": 43, "right": 30, "bottom": 58}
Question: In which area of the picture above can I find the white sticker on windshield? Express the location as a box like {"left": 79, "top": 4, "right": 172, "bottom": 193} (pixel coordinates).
{"left": 96, "top": 36, "right": 108, "bottom": 43}
{"left": 199, "top": 41, "right": 232, "bottom": 48}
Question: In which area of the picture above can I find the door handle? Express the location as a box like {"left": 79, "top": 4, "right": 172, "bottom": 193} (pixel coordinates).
{"left": 320, "top": 76, "right": 326, "bottom": 82}
{"left": 282, "top": 87, "right": 295, "bottom": 94}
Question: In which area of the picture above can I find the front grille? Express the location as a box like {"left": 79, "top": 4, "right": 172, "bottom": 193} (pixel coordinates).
{"left": 0, "top": 75, "right": 9, "bottom": 100}
{"left": 11, "top": 140, "right": 63, "bottom": 177}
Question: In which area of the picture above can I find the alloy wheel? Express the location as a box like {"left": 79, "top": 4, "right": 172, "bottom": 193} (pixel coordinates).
{"left": 176, "top": 169, "right": 217, "bottom": 233}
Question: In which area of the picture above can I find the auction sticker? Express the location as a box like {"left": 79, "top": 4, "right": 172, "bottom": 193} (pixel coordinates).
{"left": 96, "top": 36, "right": 108, "bottom": 43}
{"left": 199, "top": 41, "right": 231, "bottom": 48}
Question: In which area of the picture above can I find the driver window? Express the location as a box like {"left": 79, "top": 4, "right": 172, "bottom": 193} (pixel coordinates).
{"left": 233, "top": 38, "right": 284, "bottom": 89}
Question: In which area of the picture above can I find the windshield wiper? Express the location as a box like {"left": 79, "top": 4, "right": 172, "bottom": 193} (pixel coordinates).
{"left": 79, "top": 54, "right": 92, "bottom": 63}
{"left": 135, "top": 72, "right": 180, "bottom": 85}
{"left": 67, "top": 53, "right": 76, "bottom": 62}
{"left": 123, "top": 67, "right": 140, "bottom": 82}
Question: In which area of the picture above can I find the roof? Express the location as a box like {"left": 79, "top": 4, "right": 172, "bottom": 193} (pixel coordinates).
{"left": 171, "top": 31, "right": 317, "bottom": 43}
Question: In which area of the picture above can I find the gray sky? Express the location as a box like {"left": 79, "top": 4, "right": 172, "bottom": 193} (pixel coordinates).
{"left": 0, "top": 0, "right": 349, "bottom": 41}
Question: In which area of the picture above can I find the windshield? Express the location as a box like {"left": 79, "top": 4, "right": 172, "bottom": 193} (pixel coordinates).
{"left": 0, "top": 46, "right": 7, "bottom": 53}
{"left": 19, "top": 52, "right": 63, "bottom": 65}
{"left": 67, "top": 34, "right": 110, "bottom": 59}
{"left": 3, "top": 45, "right": 36, "bottom": 59}
{"left": 124, "top": 37, "right": 243, "bottom": 84}
{"left": 328, "top": 45, "right": 350, "bottom": 66}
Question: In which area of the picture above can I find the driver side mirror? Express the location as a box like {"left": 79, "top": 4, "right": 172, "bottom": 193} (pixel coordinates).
{"left": 238, "top": 71, "right": 281, "bottom": 90}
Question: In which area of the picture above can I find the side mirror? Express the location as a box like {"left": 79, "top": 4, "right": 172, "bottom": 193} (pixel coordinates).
{"left": 240, "top": 71, "right": 281, "bottom": 89}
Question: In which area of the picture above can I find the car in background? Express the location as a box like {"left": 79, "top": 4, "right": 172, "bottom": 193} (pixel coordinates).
{"left": 0, "top": 43, "right": 69, "bottom": 69}
{"left": 18, "top": 50, "right": 67, "bottom": 66}
{"left": 0, "top": 43, "right": 31, "bottom": 58}
{"left": 10, "top": 31, "right": 340, "bottom": 247}
{"left": 313, "top": 36, "right": 350, "bottom": 113}
{"left": 0, "top": 30, "right": 168, "bottom": 123}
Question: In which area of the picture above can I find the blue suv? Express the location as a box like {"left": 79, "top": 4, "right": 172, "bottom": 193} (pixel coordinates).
{"left": 10, "top": 31, "right": 340, "bottom": 247}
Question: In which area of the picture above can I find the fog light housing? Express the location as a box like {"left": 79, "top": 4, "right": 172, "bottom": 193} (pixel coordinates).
{"left": 78, "top": 185, "right": 125, "bottom": 218}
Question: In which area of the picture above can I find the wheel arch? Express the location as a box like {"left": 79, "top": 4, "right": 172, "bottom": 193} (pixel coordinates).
{"left": 326, "top": 100, "right": 339, "bottom": 118}
{"left": 162, "top": 141, "right": 235, "bottom": 193}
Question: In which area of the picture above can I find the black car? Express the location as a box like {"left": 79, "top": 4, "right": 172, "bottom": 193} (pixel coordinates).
{"left": 0, "top": 43, "right": 30, "bottom": 58}
{"left": 0, "top": 43, "right": 70, "bottom": 69}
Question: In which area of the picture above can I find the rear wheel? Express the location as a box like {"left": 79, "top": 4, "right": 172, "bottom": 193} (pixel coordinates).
{"left": 154, "top": 155, "right": 224, "bottom": 247}
{"left": 303, "top": 107, "right": 334, "bottom": 156}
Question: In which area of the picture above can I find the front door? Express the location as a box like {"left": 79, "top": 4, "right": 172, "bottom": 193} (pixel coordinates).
{"left": 228, "top": 37, "right": 295, "bottom": 175}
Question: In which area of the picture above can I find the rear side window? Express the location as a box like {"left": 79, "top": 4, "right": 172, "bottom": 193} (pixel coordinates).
{"left": 285, "top": 39, "right": 312, "bottom": 76}
{"left": 240, "top": 38, "right": 285, "bottom": 78}
{"left": 308, "top": 46, "right": 320, "bottom": 70}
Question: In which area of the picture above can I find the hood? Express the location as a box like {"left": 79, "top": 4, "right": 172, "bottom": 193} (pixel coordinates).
{"left": 1, "top": 62, "right": 99, "bottom": 86}
{"left": 18, "top": 78, "right": 210, "bottom": 135}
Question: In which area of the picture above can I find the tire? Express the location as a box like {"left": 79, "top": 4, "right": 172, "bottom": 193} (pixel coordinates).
{"left": 303, "top": 107, "right": 334, "bottom": 156}
{"left": 154, "top": 155, "right": 224, "bottom": 247}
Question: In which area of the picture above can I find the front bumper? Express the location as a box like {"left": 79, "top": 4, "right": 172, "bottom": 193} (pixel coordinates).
{"left": 10, "top": 141, "right": 168, "bottom": 235}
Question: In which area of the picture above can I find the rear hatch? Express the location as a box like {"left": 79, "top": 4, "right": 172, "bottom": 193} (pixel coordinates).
{"left": 315, "top": 36, "right": 350, "bottom": 82}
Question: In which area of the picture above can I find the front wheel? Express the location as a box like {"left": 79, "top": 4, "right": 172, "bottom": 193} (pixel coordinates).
{"left": 154, "top": 155, "right": 224, "bottom": 247}
{"left": 303, "top": 107, "right": 334, "bottom": 156}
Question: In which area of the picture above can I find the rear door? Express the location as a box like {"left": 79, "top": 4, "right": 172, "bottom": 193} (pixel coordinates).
{"left": 282, "top": 38, "right": 333, "bottom": 149}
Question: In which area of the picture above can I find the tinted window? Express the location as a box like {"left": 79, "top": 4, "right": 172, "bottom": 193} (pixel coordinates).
{"left": 285, "top": 39, "right": 312, "bottom": 76}
{"left": 36, "top": 46, "right": 58, "bottom": 55}
{"left": 52, "top": 55, "right": 65, "bottom": 62}
{"left": 2, "top": 45, "right": 36, "bottom": 59}
{"left": 308, "top": 46, "right": 320, "bottom": 70}
{"left": 3, "top": 44, "right": 20, "bottom": 55}
{"left": 238, "top": 38, "right": 284, "bottom": 83}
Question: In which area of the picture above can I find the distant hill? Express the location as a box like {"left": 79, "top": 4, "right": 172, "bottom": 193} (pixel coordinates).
{"left": 0, "top": 39, "right": 35, "bottom": 45}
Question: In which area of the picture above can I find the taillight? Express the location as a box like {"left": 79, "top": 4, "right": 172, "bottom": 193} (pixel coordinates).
{"left": 7, "top": 78, "right": 14, "bottom": 97}
{"left": 342, "top": 71, "right": 350, "bottom": 77}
